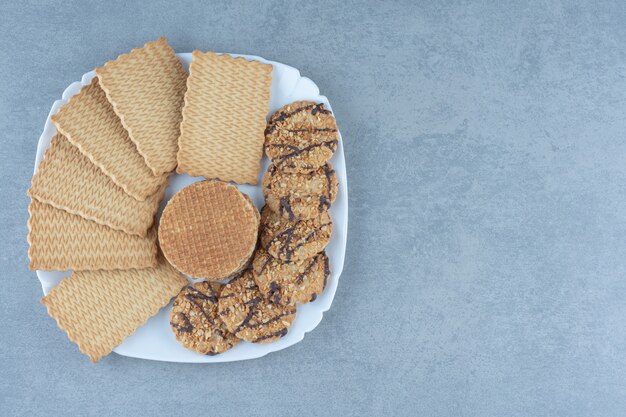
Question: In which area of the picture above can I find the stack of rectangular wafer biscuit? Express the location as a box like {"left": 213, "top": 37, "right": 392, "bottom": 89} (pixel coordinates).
{"left": 29, "top": 37, "right": 187, "bottom": 271}
{"left": 28, "top": 38, "right": 192, "bottom": 362}
{"left": 28, "top": 38, "right": 272, "bottom": 362}
{"left": 29, "top": 38, "right": 276, "bottom": 362}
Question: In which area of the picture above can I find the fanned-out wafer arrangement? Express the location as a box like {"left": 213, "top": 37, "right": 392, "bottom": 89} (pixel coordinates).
{"left": 29, "top": 37, "right": 341, "bottom": 362}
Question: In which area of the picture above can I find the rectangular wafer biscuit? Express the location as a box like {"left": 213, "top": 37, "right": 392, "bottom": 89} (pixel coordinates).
{"left": 177, "top": 51, "right": 273, "bottom": 184}
{"left": 28, "top": 134, "right": 164, "bottom": 237}
{"left": 51, "top": 77, "right": 167, "bottom": 201}
{"left": 27, "top": 199, "right": 157, "bottom": 271}
{"left": 95, "top": 37, "right": 187, "bottom": 175}
{"left": 41, "top": 256, "right": 187, "bottom": 362}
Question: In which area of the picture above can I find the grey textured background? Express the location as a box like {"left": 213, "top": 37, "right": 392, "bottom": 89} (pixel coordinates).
{"left": 2, "top": 1, "right": 626, "bottom": 416}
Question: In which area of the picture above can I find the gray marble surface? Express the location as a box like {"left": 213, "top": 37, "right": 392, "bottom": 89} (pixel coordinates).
{"left": 2, "top": 1, "right": 626, "bottom": 416}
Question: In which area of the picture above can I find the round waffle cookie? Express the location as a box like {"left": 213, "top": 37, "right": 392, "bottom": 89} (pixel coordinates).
{"left": 263, "top": 163, "right": 338, "bottom": 221}
{"left": 158, "top": 180, "right": 259, "bottom": 279}
{"left": 218, "top": 270, "right": 296, "bottom": 344}
{"left": 252, "top": 248, "right": 330, "bottom": 306}
{"left": 264, "top": 101, "right": 338, "bottom": 173}
{"left": 170, "top": 281, "right": 240, "bottom": 355}
{"left": 260, "top": 206, "right": 332, "bottom": 262}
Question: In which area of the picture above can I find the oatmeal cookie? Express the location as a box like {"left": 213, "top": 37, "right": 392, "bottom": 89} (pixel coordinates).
{"left": 252, "top": 248, "right": 330, "bottom": 306}
{"left": 260, "top": 207, "right": 332, "bottom": 262}
{"left": 170, "top": 281, "right": 239, "bottom": 355}
{"left": 218, "top": 270, "right": 296, "bottom": 344}
{"left": 263, "top": 163, "right": 338, "bottom": 221}
{"left": 264, "top": 101, "right": 338, "bottom": 173}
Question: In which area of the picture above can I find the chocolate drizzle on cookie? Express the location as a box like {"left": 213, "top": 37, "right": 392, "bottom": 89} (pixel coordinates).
{"left": 323, "top": 164, "right": 336, "bottom": 201}
{"left": 257, "top": 255, "right": 273, "bottom": 275}
{"left": 323, "top": 255, "right": 330, "bottom": 289}
{"left": 296, "top": 255, "right": 321, "bottom": 284}
{"left": 171, "top": 312, "right": 194, "bottom": 333}
{"left": 252, "top": 328, "right": 289, "bottom": 343}
{"left": 263, "top": 209, "right": 332, "bottom": 262}
{"left": 268, "top": 227, "right": 295, "bottom": 261}
{"left": 265, "top": 103, "right": 331, "bottom": 135}
{"left": 270, "top": 139, "right": 338, "bottom": 169}
{"left": 219, "top": 292, "right": 236, "bottom": 299}
{"left": 311, "top": 103, "right": 331, "bottom": 116}
{"left": 279, "top": 197, "right": 296, "bottom": 221}
{"left": 286, "top": 128, "right": 337, "bottom": 133}
{"left": 219, "top": 295, "right": 260, "bottom": 317}
{"left": 246, "top": 310, "right": 294, "bottom": 330}
{"left": 292, "top": 222, "right": 331, "bottom": 254}
{"left": 234, "top": 297, "right": 261, "bottom": 334}
{"left": 186, "top": 285, "right": 217, "bottom": 303}
{"left": 315, "top": 164, "right": 336, "bottom": 213}
{"left": 183, "top": 286, "right": 217, "bottom": 325}
{"left": 268, "top": 281, "right": 282, "bottom": 303}
{"left": 319, "top": 195, "right": 331, "bottom": 212}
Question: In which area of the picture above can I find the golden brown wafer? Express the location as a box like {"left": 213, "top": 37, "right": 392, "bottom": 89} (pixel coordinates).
{"left": 27, "top": 199, "right": 157, "bottom": 271}
{"left": 41, "top": 255, "right": 188, "bottom": 362}
{"left": 158, "top": 180, "right": 259, "bottom": 280}
{"left": 177, "top": 51, "right": 272, "bottom": 184}
{"left": 96, "top": 37, "right": 187, "bottom": 175}
{"left": 51, "top": 77, "right": 166, "bottom": 201}
{"left": 28, "top": 134, "right": 164, "bottom": 236}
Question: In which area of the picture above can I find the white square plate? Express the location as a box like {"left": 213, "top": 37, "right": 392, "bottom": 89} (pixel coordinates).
{"left": 33, "top": 52, "right": 348, "bottom": 362}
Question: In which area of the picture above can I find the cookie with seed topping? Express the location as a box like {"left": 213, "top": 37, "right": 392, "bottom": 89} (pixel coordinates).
{"left": 253, "top": 248, "right": 330, "bottom": 306}
{"left": 218, "top": 270, "right": 296, "bottom": 344}
{"left": 263, "top": 163, "right": 338, "bottom": 221}
{"left": 260, "top": 207, "right": 332, "bottom": 262}
{"left": 264, "top": 101, "right": 338, "bottom": 173}
{"left": 170, "top": 281, "right": 239, "bottom": 355}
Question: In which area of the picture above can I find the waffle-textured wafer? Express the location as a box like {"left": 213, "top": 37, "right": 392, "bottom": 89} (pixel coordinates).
{"left": 27, "top": 199, "right": 157, "bottom": 271}
{"left": 28, "top": 134, "right": 164, "bottom": 236}
{"left": 226, "top": 193, "right": 262, "bottom": 277}
{"left": 96, "top": 37, "right": 187, "bottom": 175}
{"left": 51, "top": 77, "right": 167, "bottom": 201}
{"left": 177, "top": 51, "right": 272, "bottom": 184}
{"left": 41, "top": 256, "right": 187, "bottom": 362}
{"left": 158, "top": 180, "right": 259, "bottom": 280}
